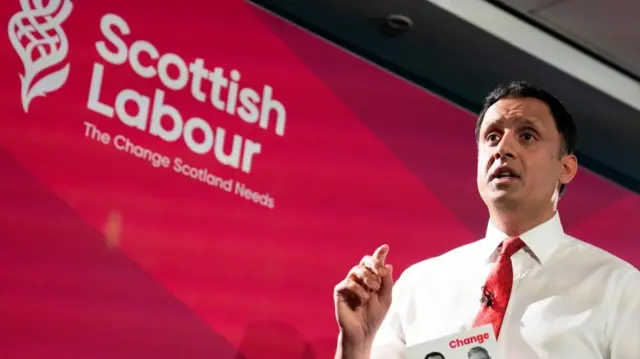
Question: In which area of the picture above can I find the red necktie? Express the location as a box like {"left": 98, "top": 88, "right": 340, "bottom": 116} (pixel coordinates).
{"left": 473, "top": 237, "right": 525, "bottom": 338}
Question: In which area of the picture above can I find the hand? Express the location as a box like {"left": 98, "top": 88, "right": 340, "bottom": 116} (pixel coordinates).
{"left": 334, "top": 245, "right": 394, "bottom": 348}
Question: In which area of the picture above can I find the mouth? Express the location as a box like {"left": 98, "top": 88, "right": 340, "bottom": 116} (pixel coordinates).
{"left": 489, "top": 167, "right": 520, "bottom": 183}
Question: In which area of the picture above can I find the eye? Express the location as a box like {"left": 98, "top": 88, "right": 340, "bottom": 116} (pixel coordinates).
{"left": 521, "top": 132, "right": 536, "bottom": 141}
{"left": 487, "top": 133, "right": 501, "bottom": 143}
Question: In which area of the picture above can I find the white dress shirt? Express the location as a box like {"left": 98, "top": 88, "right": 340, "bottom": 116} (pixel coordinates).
{"left": 371, "top": 212, "right": 640, "bottom": 359}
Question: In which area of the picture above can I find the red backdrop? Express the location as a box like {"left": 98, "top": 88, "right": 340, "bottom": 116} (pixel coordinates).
{"left": 1, "top": 1, "right": 638, "bottom": 358}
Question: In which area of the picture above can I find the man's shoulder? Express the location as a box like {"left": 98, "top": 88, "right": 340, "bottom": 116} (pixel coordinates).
{"left": 563, "top": 234, "right": 638, "bottom": 272}
{"left": 561, "top": 235, "right": 639, "bottom": 292}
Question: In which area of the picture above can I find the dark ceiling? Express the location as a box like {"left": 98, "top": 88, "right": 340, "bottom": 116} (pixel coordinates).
{"left": 248, "top": 0, "right": 640, "bottom": 194}
{"left": 491, "top": 0, "right": 640, "bottom": 81}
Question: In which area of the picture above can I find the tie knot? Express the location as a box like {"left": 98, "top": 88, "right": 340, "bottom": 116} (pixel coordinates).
{"left": 499, "top": 237, "right": 525, "bottom": 257}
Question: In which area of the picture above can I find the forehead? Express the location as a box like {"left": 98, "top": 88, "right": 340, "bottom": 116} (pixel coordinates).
{"left": 481, "top": 97, "right": 555, "bottom": 130}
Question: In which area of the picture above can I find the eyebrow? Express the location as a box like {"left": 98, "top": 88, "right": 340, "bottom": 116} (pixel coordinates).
{"left": 486, "top": 116, "right": 541, "bottom": 130}
{"left": 517, "top": 117, "right": 541, "bottom": 128}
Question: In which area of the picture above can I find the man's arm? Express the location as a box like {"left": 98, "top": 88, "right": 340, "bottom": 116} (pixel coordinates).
{"left": 334, "top": 332, "right": 371, "bottom": 359}
{"left": 334, "top": 266, "right": 410, "bottom": 359}
{"left": 609, "top": 269, "right": 640, "bottom": 359}
{"left": 368, "top": 268, "right": 413, "bottom": 359}
{"left": 369, "top": 304, "right": 406, "bottom": 359}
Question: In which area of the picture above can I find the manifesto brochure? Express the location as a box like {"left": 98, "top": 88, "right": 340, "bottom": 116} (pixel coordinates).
{"left": 404, "top": 324, "right": 499, "bottom": 359}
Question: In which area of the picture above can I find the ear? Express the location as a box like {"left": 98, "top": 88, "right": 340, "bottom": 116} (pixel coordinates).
{"left": 559, "top": 154, "right": 578, "bottom": 186}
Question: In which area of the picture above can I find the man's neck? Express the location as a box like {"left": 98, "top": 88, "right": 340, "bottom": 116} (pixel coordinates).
{"left": 488, "top": 206, "right": 556, "bottom": 237}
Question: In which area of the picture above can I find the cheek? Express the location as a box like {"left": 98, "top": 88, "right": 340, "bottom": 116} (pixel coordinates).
{"left": 476, "top": 162, "right": 487, "bottom": 190}
{"left": 476, "top": 161, "right": 485, "bottom": 181}
{"left": 477, "top": 152, "right": 490, "bottom": 171}
{"left": 526, "top": 164, "right": 558, "bottom": 191}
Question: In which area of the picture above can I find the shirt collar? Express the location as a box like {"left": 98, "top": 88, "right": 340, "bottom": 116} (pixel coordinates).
{"left": 483, "top": 211, "right": 565, "bottom": 264}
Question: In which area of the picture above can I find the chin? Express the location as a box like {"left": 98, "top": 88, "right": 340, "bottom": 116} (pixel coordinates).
{"left": 485, "top": 190, "right": 519, "bottom": 206}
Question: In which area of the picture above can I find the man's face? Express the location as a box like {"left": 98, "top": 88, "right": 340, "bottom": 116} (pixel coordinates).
{"left": 476, "top": 97, "right": 577, "bottom": 210}
{"left": 469, "top": 352, "right": 489, "bottom": 359}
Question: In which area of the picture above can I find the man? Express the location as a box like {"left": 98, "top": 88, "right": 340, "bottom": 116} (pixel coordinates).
{"left": 467, "top": 346, "right": 491, "bottom": 359}
{"left": 424, "top": 352, "right": 445, "bottom": 359}
{"left": 333, "top": 81, "right": 639, "bottom": 359}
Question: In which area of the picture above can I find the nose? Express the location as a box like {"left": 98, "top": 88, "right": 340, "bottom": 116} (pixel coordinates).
{"left": 494, "top": 132, "right": 516, "bottom": 160}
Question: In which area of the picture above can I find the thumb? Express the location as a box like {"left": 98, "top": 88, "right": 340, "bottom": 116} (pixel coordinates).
{"left": 378, "top": 264, "right": 394, "bottom": 305}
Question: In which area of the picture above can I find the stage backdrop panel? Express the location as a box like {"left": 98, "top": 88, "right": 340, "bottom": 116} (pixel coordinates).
{"left": 1, "top": 1, "right": 637, "bottom": 358}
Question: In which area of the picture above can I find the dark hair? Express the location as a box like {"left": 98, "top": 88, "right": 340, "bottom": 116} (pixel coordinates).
{"left": 467, "top": 346, "right": 490, "bottom": 358}
{"left": 475, "top": 80, "right": 577, "bottom": 196}
{"left": 424, "top": 352, "right": 444, "bottom": 359}
{"left": 425, "top": 351, "right": 445, "bottom": 359}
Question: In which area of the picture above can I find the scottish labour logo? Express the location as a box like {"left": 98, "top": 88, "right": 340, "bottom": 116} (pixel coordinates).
{"left": 8, "top": 0, "right": 73, "bottom": 113}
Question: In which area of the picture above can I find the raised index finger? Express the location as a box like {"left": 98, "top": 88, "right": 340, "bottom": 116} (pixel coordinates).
{"left": 372, "top": 244, "right": 389, "bottom": 264}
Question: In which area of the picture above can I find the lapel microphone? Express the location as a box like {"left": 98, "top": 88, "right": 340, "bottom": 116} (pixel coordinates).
{"left": 480, "top": 286, "right": 496, "bottom": 307}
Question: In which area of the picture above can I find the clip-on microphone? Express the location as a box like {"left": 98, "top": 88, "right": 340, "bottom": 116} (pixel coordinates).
{"left": 480, "top": 286, "right": 496, "bottom": 307}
